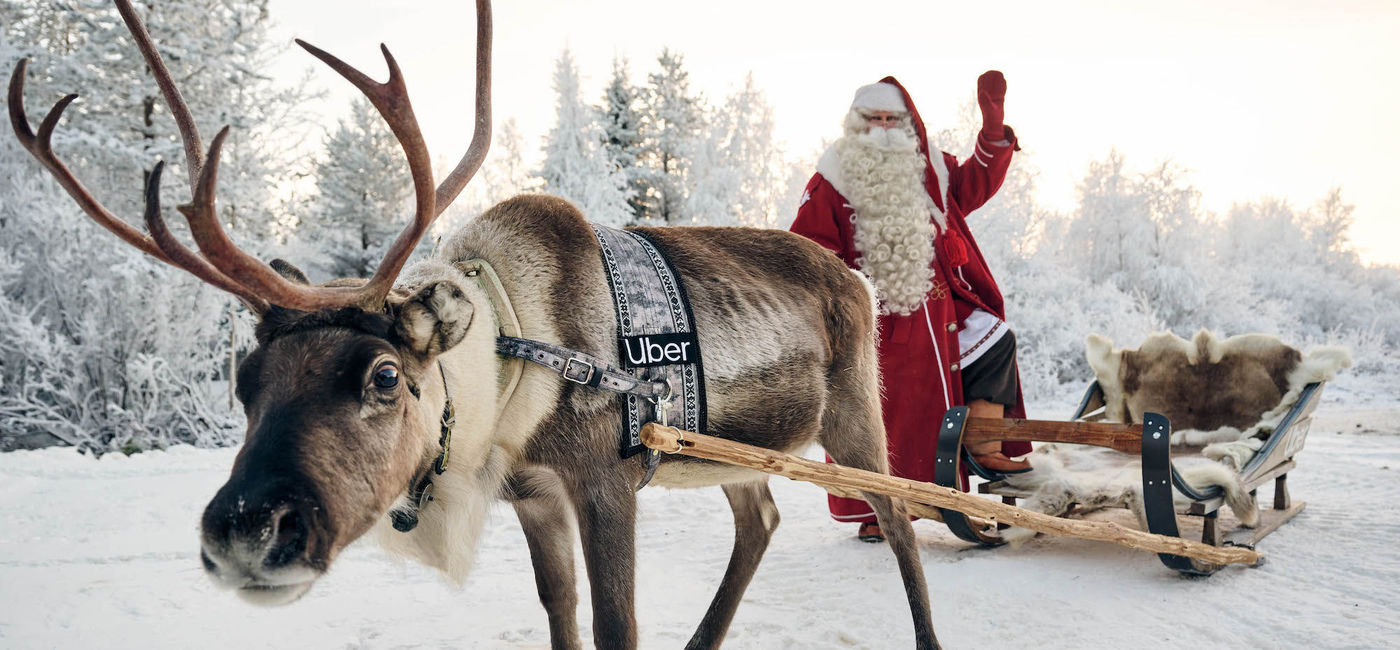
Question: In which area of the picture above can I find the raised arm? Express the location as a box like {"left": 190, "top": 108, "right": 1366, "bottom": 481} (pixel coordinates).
{"left": 947, "top": 70, "right": 1019, "bottom": 214}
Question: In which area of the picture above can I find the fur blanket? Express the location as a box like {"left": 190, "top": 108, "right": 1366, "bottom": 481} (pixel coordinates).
{"left": 999, "top": 330, "right": 1351, "bottom": 544}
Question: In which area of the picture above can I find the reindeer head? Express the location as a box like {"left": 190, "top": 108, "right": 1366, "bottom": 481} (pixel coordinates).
{"left": 203, "top": 266, "right": 480, "bottom": 604}
{"left": 8, "top": 0, "right": 493, "bottom": 605}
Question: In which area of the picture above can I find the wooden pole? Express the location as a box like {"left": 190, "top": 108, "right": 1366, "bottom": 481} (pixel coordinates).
{"left": 963, "top": 417, "right": 1143, "bottom": 454}
{"left": 641, "top": 423, "right": 1260, "bottom": 567}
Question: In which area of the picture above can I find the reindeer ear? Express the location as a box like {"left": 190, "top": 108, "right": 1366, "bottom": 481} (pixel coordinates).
{"left": 392, "top": 278, "right": 475, "bottom": 358}
{"left": 269, "top": 259, "right": 311, "bottom": 285}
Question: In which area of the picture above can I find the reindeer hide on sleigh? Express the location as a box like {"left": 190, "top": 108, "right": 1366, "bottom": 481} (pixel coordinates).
{"left": 999, "top": 330, "right": 1351, "bottom": 544}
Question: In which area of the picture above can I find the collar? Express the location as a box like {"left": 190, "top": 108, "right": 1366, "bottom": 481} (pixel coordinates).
{"left": 456, "top": 258, "right": 525, "bottom": 414}
{"left": 390, "top": 258, "right": 524, "bottom": 533}
{"left": 391, "top": 360, "right": 455, "bottom": 532}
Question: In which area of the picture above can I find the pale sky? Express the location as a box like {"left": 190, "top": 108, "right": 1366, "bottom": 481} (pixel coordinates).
{"left": 266, "top": 0, "right": 1400, "bottom": 265}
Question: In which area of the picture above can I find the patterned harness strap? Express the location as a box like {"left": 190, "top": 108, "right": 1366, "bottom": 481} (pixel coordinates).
{"left": 591, "top": 225, "right": 706, "bottom": 454}
{"left": 495, "top": 336, "right": 670, "bottom": 399}
{"left": 494, "top": 224, "right": 706, "bottom": 490}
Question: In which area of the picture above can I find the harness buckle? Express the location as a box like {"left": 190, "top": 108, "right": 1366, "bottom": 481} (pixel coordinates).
{"left": 563, "top": 357, "right": 596, "bottom": 385}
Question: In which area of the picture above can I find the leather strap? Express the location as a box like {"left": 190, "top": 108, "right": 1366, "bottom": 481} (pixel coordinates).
{"left": 496, "top": 336, "right": 671, "bottom": 399}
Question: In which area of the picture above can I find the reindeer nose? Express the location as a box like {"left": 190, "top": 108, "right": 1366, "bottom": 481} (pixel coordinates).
{"left": 260, "top": 502, "right": 311, "bottom": 568}
{"left": 200, "top": 479, "right": 321, "bottom": 582}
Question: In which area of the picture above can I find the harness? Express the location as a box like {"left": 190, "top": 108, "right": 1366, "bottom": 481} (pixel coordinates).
{"left": 390, "top": 258, "right": 524, "bottom": 533}
{"left": 495, "top": 225, "right": 706, "bottom": 487}
{"left": 590, "top": 224, "right": 706, "bottom": 469}
{"left": 391, "top": 229, "right": 706, "bottom": 532}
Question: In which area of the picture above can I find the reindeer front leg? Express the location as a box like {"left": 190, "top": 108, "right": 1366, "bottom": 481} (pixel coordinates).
{"left": 572, "top": 479, "right": 639, "bottom": 649}
{"left": 508, "top": 469, "right": 583, "bottom": 650}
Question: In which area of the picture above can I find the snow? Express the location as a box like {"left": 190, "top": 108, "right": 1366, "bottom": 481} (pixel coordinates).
{"left": 2, "top": 400, "right": 1399, "bottom": 649}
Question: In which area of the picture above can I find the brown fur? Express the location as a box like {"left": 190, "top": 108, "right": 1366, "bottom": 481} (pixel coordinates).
{"left": 199, "top": 195, "right": 938, "bottom": 649}
{"left": 1100, "top": 330, "right": 1301, "bottom": 430}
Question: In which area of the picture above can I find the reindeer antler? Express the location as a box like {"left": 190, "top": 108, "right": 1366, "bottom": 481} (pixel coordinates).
{"left": 7, "top": 0, "right": 493, "bottom": 314}
{"left": 7, "top": 59, "right": 270, "bottom": 311}
{"left": 433, "top": 0, "right": 493, "bottom": 216}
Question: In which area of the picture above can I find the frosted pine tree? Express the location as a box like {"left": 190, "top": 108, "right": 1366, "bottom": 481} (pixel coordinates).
{"left": 1306, "top": 187, "right": 1358, "bottom": 269}
{"left": 1066, "top": 151, "right": 1208, "bottom": 327}
{"left": 640, "top": 48, "right": 702, "bottom": 224}
{"left": 0, "top": 0, "right": 308, "bottom": 452}
{"left": 538, "top": 48, "right": 633, "bottom": 227}
{"left": 2, "top": 0, "right": 302, "bottom": 236}
{"left": 683, "top": 109, "right": 740, "bottom": 225}
{"left": 309, "top": 96, "right": 413, "bottom": 279}
{"left": 599, "top": 57, "right": 649, "bottom": 222}
{"left": 486, "top": 118, "right": 537, "bottom": 204}
{"left": 709, "top": 74, "right": 786, "bottom": 227}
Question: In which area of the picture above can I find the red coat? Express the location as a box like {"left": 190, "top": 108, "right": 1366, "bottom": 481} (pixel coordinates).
{"left": 790, "top": 77, "right": 1031, "bottom": 523}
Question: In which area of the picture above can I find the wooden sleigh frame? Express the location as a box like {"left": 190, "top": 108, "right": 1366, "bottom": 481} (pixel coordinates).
{"left": 932, "top": 381, "right": 1324, "bottom": 575}
{"left": 637, "top": 381, "right": 1325, "bottom": 574}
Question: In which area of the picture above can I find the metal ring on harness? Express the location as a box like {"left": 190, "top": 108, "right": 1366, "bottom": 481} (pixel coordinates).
{"left": 650, "top": 381, "right": 685, "bottom": 454}
{"left": 664, "top": 428, "right": 686, "bottom": 455}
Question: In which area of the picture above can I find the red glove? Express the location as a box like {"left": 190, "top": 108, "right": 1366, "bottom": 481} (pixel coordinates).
{"left": 977, "top": 70, "right": 1007, "bottom": 141}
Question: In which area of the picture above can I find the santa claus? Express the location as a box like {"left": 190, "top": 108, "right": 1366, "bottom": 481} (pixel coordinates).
{"left": 791, "top": 72, "right": 1033, "bottom": 541}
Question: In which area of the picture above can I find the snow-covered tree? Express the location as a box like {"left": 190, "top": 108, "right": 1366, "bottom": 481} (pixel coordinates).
{"left": 307, "top": 96, "right": 413, "bottom": 279}
{"left": 1306, "top": 187, "right": 1358, "bottom": 270}
{"left": 683, "top": 106, "right": 742, "bottom": 225}
{"left": 0, "top": 0, "right": 309, "bottom": 452}
{"left": 639, "top": 48, "right": 702, "bottom": 224}
{"left": 485, "top": 118, "right": 537, "bottom": 203}
{"left": 0, "top": 114, "right": 244, "bottom": 453}
{"left": 599, "top": 57, "right": 649, "bottom": 222}
{"left": 538, "top": 48, "right": 633, "bottom": 227}
{"left": 682, "top": 74, "right": 787, "bottom": 227}
{"left": 1061, "top": 151, "right": 1210, "bottom": 327}
{"left": 3, "top": 0, "right": 305, "bottom": 237}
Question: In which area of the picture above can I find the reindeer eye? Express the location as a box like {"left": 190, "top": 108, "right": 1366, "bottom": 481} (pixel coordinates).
{"left": 373, "top": 363, "right": 400, "bottom": 390}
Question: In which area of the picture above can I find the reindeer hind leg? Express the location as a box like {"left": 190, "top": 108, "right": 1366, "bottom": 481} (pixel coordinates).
{"left": 819, "top": 372, "right": 940, "bottom": 650}
{"left": 684, "top": 480, "right": 781, "bottom": 650}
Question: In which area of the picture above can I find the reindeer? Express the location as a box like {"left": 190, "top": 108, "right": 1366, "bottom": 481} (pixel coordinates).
{"left": 8, "top": 1, "right": 938, "bottom": 648}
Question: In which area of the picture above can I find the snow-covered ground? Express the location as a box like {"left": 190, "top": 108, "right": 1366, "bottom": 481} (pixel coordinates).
{"left": 2, "top": 399, "right": 1398, "bottom": 649}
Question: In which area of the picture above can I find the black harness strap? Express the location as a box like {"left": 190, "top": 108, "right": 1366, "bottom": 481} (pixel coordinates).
{"left": 495, "top": 336, "right": 671, "bottom": 399}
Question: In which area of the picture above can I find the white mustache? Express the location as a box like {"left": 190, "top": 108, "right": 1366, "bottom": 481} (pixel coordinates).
{"left": 855, "top": 125, "right": 919, "bottom": 152}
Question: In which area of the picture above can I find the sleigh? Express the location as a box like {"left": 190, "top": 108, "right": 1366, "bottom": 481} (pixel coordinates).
{"left": 918, "top": 330, "right": 1348, "bottom": 575}
{"left": 928, "top": 378, "right": 1323, "bottom": 576}
{"left": 634, "top": 380, "right": 1319, "bottom": 576}
{"left": 640, "top": 331, "right": 1347, "bottom": 576}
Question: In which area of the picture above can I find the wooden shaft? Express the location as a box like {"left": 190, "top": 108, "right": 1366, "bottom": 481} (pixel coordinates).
{"left": 963, "top": 417, "right": 1144, "bottom": 454}
{"left": 806, "top": 481, "right": 947, "bottom": 524}
{"left": 642, "top": 423, "right": 1260, "bottom": 567}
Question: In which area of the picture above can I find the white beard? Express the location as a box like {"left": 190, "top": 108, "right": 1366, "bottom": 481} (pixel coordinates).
{"left": 832, "top": 126, "right": 940, "bottom": 316}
